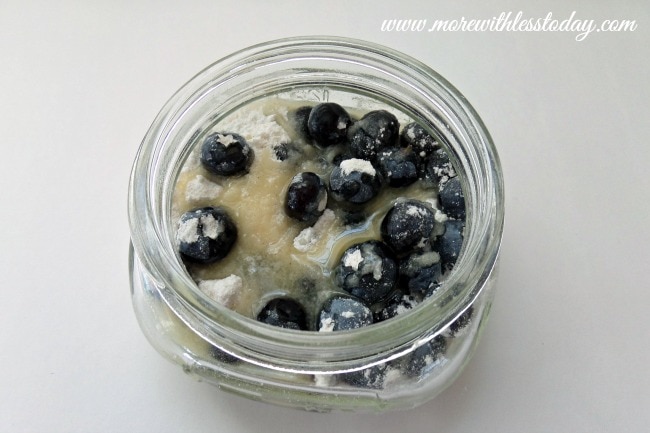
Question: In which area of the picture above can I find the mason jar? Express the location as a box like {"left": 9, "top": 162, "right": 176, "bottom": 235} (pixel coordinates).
{"left": 128, "top": 36, "right": 504, "bottom": 412}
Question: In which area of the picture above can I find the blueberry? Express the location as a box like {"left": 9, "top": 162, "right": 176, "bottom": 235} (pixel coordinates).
{"left": 380, "top": 200, "right": 436, "bottom": 256}
{"left": 407, "top": 265, "right": 442, "bottom": 296}
{"left": 200, "top": 132, "right": 254, "bottom": 176}
{"left": 307, "top": 103, "right": 351, "bottom": 146}
{"left": 317, "top": 296, "right": 373, "bottom": 332}
{"left": 447, "top": 305, "right": 474, "bottom": 337}
{"left": 400, "top": 122, "right": 439, "bottom": 163}
{"left": 341, "top": 209, "right": 367, "bottom": 226}
{"left": 176, "top": 207, "right": 237, "bottom": 264}
{"left": 424, "top": 148, "right": 456, "bottom": 185}
{"left": 290, "top": 105, "right": 312, "bottom": 141}
{"left": 285, "top": 172, "right": 328, "bottom": 224}
{"left": 340, "top": 364, "right": 388, "bottom": 389}
{"left": 373, "top": 291, "right": 419, "bottom": 322}
{"left": 424, "top": 282, "right": 442, "bottom": 299}
{"left": 272, "top": 142, "right": 303, "bottom": 162}
{"left": 438, "top": 176, "right": 465, "bottom": 220}
{"left": 208, "top": 345, "right": 240, "bottom": 364}
{"left": 331, "top": 151, "right": 352, "bottom": 167}
{"left": 377, "top": 147, "right": 419, "bottom": 187}
{"left": 348, "top": 110, "right": 399, "bottom": 161}
{"left": 257, "top": 298, "right": 308, "bottom": 330}
{"left": 273, "top": 143, "right": 290, "bottom": 161}
{"left": 403, "top": 335, "right": 447, "bottom": 378}
{"left": 335, "top": 241, "right": 398, "bottom": 304}
{"left": 329, "top": 158, "right": 382, "bottom": 204}
{"left": 435, "top": 219, "right": 465, "bottom": 271}
{"left": 398, "top": 250, "right": 442, "bottom": 296}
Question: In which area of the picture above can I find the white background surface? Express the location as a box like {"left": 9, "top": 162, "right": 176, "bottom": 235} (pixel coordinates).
{"left": 1, "top": 1, "right": 649, "bottom": 432}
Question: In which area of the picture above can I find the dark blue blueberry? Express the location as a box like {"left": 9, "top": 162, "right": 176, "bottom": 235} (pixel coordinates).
{"left": 272, "top": 142, "right": 304, "bottom": 162}
{"left": 176, "top": 207, "right": 237, "bottom": 264}
{"left": 340, "top": 363, "right": 388, "bottom": 389}
{"left": 348, "top": 110, "right": 400, "bottom": 161}
{"left": 438, "top": 176, "right": 466, "bottom": 220}
{"left": 377, "top": 147, "right": 419, "bottom": 187}
{"left": 400, "top": 122, "right": 439, "bottom": 164}
{"left": 290, "top": 105, "right": 312, "bottom": 141}
{"left": 406, "top": 264, "right": 442, "bottom": 296}
{"left": 200, "top": 132, "right": 254, "bottom": 176}
{"left": 447, "top": 305, "right": 474, "bottom": 337}
{"left": 329, "top": 158, "right": 382, "bottom": 204}
{"left": 424, "top": 148, "right": 456, "bottom": 185}
{"left": 342, "top": 209, "right": 367, "bottom": 226}
{"left": 307, "top": 103, "right": 351, "bottom": 146}
{"left": 273, "top": 143, "right": 290, "bottom": 161}
{"left": 403, "top": 335, "right": 447, "bottom": 378}
{"left": 317, "top": 296, "right": 373, "bottom": 332}
{"left": 399, "top": 250, "right": 443, "bottom": 296}
{"left": 380, "top": 200, "right": 436, "bottom": 256}
{"left": 435, "top": 219, "right": 465, "bottom": 271}
{"left": 285, "top": 172, "right": 328, "bottom": 224}
{"left": 208, "top": 345, "right": 240, "bottom": 364}
{"left": 336, "top": 241, "right": 398, "bottom": 305}
{"left": 424, "top": 282, "right": 442, "bottom": 299}
{"left": 373, "top": 291, "right": 418, "bottom": 322}
{"left": 331, "top": 151, "right": 352, "bottom": 167}
{"left": 257, "top": 298, "right": 308, "bottom": 330}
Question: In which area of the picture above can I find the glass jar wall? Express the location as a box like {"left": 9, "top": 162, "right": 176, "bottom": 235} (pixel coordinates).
{"left": 128, "top": 37, "right": 504, "bottom": 412}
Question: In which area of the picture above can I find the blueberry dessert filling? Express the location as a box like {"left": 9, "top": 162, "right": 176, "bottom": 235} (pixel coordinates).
{"left": 335, "top": 241, "right": 398, "bottom": 305}
{"left": 398, "top": 250, "right": 443, "bottom": 296}
{"left": 176, "top": 207, "right": 237, "bottom": 264}
{"left": 372, "top": 291, "right": 418, "bottom": 322}
{"left": 307, "top": 102, "right": 351, "bottom": 146}
{"left": 435, "top": 219, "right": 465, "bottom": 271}
{"left": 446, "top": 305, "right": 474, "bottom": 337}
{"left": 256, "top": 297, "right": 308, "bottom": 331}
{"left": 380, "top": 199, "right": 437, "bottom": 256}
{"left": 424, "top": 147, "right": 456, "bottom": 185}
{"left": 200, "top": 132, "right": 254, "bottom": 176}
{"left": 329, "top": 158, "right": 383, "bottom": 204}
{"left": 317, "top": 295, "right": 374, "bottom": 332}
{"left": 208, "top": 345, "right": 240, "bottom": 364}
{"left": 172, "top": 98, "right": 469, "bottom": 381}
{"left": 285, "top": 172, "right": 328, "bottom": 224}
{"left": 402, "top": 335, "right": 447, "bottom": 378}
{"left": 438, "top": 176, "right": 465, "bottom": 220}
{"left": 348, "top": 110, "right": 400, "bottom": 161}
{"left": 340, "top": 363, "right": 389, "bottom": 389}
{"left": 400, "top": 122, "right": 439, "bottom": 163}
{"left": 377, "top": 146, "right": 419, "bottom": 187}
{"left": 289, "top": 105, "right": 312, "bottom": 141}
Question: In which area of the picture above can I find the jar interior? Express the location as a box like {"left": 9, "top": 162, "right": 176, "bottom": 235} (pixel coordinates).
{"left": 130, "top": 39, "right": 502, "bottom": 373}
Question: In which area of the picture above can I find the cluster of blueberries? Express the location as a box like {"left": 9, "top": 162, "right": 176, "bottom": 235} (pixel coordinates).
{"left": 177, "top": 101, "right": 472, "bottom": 387}
{"left": 177, "top": 102, "right": 469, "bottom": 370}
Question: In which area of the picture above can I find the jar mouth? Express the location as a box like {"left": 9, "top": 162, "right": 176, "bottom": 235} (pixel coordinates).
{"left": 128, "top": 36, "right": 504, "bottom": 373}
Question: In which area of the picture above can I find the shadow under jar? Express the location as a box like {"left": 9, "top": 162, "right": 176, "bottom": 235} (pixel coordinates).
{"left": 128, "top": 37, "right": 504, "bottom": 412}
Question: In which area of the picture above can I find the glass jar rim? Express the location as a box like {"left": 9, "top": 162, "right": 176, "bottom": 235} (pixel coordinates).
{"left": 128, "top": 36, "right": 504, "bottom": 373}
